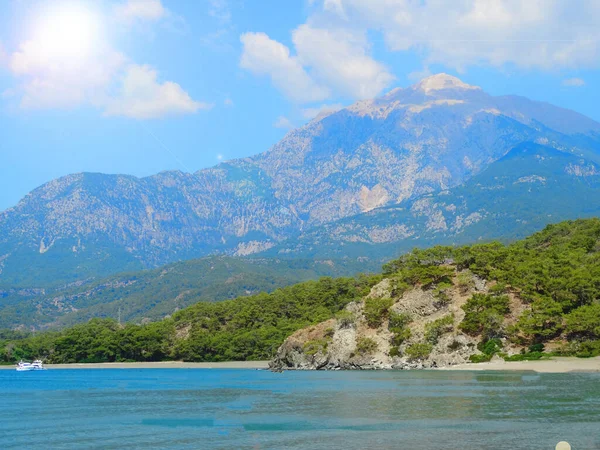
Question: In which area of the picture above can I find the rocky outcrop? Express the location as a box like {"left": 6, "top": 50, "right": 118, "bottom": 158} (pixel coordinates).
{"left": 270, "top": 271, "right": 491, "bottom": 371}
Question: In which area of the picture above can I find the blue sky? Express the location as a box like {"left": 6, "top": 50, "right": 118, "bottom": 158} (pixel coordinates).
{"left": 0, "top": 0, "right": 599, "bottom": 211}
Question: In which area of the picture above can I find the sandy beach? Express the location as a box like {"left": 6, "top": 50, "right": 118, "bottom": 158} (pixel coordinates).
{"left": 442, "top": 356, "right": 600, "bottom": 373}
{"left": 2, "top": 357, "right": 600, "bottom": 372}
{"left": 0, "top": 361, "right": 270, "bottom": 370}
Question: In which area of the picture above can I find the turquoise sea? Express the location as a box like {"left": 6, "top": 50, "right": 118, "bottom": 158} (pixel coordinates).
{"left": 1, "top": 369, "right": 599, "bottom": 449}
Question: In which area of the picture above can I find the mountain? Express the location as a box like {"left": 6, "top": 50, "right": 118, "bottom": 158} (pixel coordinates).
{"left": 265, "top": 142, "right": 600, "bottom": 259}
{"left": 1, "top": 73, "right": 600, "bottom": 287}
{"left": 0, "top": 256, "right": 369, "bottom": 330}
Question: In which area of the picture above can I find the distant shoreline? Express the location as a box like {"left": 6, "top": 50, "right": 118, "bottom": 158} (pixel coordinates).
{"left": 0, "top": 361, "right": 270, "bottom": 370}
{"left": 441, "top": 356, "right": 600, "bottom": 373}
{"left": 2, "top": 357, "right": 599, "bottom": 372}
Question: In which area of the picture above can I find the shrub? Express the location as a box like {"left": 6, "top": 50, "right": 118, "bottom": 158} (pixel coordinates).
{"left": 515, "top": 298, "right": 564, "bottom": 342}
{"left": 504, "top": 352, "right": 545, "bottom": 362}
{"left": 403, "top": 265, "right": 455, "bottom": 289}
{"left": 382, "top": 246, "right": 455, "bottom": 275}
{"left": 388, "top": 312, "right": 412, "bottom": 330}
{"left": 554, "top": 341, "right": 579, "bottom": 356}
{"left": 457, "top": 271, "right": 475, "bottom": 294}
{"left": 469, "top": 353, "right": 492, "bottom": 363}
{"left": 391, "top": 327, "right": 412, "bottom": 346}
{"left": 389, "top": 346, "right": 401, "bottom": 358}
{"left": 389, "top": 278, "right": 410, "bottom": 298}
{"left": 478, "top": 338, "right": 503, "bottom": 356}
{"left": 405, "top": 342, "right": 433, "bottom": 361}
{"left": 562, "top": 340, "right": 600, "bottom": 358}
{"left": 489, "top": 282, "right": 507, "bottom": 296}
{"left": 388, "top": 311, "right": 412, "bottom": 346}
{"left": 355, "top": 337, "right": 378, "bottom": 355}
{"left": 528, "top": 343, "right": 545, "bottom": 353}
{"left": 335, "top": 310, "right": 355, "bottom": 328}
{"left": 433, "top": 282, "right": 453, "bottom": 307}
{"left": 460, "top": 293, "right": 510, "bottom": 338}
{"left": 564, "top": 304, "right": 600, "bottom": 339}
{"left": 364, "top": 297, "right": 394, "bottom": 328}
{"left": 424, "top": 314, "right": 454, "bottom": 344}
{"left": 303, "top": 339, "right": 329, "bottom": 357}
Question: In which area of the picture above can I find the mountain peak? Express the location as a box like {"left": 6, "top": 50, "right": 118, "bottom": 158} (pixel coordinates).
{"left": 415, "top": 73, "right": 481, "bottom": 94}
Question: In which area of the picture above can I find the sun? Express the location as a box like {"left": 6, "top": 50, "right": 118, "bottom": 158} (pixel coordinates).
{"left": 33, "top": 4, "right": 101, "bottom": 60}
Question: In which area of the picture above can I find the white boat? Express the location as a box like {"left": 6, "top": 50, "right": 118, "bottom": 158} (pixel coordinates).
{"left": 16, "top": 360, "right": 46, "bottom": 371}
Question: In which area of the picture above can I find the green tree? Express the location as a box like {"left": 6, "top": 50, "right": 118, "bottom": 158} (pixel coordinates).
{"left": 460, "top": 294, "right": 510, "bottom": 338}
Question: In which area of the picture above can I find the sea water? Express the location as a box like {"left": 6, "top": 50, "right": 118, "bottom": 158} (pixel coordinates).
{"left": 1, "top": 369, "right": 599, "bottom": 449}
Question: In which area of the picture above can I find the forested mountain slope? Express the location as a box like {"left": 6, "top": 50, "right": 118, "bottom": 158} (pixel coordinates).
{"left": 0, "top": 257, "right": 368, "bottom": 330}
{"left": 3, "top": 218, "right": 600, "bottom": 365}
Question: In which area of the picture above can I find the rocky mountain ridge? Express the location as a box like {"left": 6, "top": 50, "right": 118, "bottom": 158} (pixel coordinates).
{"left": 265, "top": 142, "right": 600, "bottom": 260}
{"left": 1, "top": 74, "right": 600, "bottom": 286}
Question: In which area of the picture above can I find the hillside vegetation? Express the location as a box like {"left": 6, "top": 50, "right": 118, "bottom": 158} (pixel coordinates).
{"left": 1, "top": 276, "right": 375, "bottom": 363}
{"left": 0, "top": 256, "right": 369, "bottom": 330}
{"left": 3, "top": 218, "right": 600, "bottom": 365}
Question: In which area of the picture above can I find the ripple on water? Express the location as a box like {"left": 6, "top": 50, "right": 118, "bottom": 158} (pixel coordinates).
{"left": 1, "top": 369, "right": 599, "bottom": 449}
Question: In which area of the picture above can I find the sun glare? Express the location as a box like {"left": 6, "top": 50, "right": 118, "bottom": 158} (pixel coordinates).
{"left": 33, "top": 5, "right": 101, "bottom": 60}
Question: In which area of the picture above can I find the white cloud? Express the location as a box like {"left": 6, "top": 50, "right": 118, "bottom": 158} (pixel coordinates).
{"left": 114, "top": 0, "right": 166, "bottom": 23}
{"left": 273, "top": 116, "right": 294, "bottom": 129}
{"left": 240, "top": 32, "right": 330, "bottom": 103}
{"left": 244, "top": 0, "right": 600, "bottom": 105}
{"left": 316, "top": 0, "right": 600, "bottom": 71}
{"left": 3, "top": 2, "right": 205, "bottom": 119}
{"left": 199, "top": 0, "right": 234, "bottom": 50}
{"left": 302, "top": 103, "right": 344, "bottom": 120}
{"left": 293, "top": 25, "right": 394, "bottom": 99}
{"left": 104, "top": 64, "right": 212, "bottom": 119}
{"left": 240, "top": 26, "right": 393, "bottom": 103}
{"left": 562, "top": 77, "right": 585, "bottom": 87}
{"left": 209, "top": 0, "right": 231, "bottom": 25}
{"left": 224, "top": 97, "right": 234, "bottom": 107}
{"left": 1, "top": 88, "right": 15, "bottom": 98}
{"left": 322, "top": 0, "right": 346, "bottom": 17}
{"left": 408, "top": 67, "right": 432, "bottom": 83}
{"left": 0, "top": 42, "right": 6, "bottom": 66}
{"left": 9, "top": 30, "right": 126, "bottom": 109}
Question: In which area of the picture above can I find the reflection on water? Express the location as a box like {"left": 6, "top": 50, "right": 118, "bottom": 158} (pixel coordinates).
{"left": 1, "top": 369, "right": 599, "bottom": 449}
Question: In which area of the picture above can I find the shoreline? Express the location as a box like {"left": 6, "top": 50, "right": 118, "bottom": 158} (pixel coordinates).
{"left": 2, "top": 357, "right": 599, "bottom": 372}
{"left": 441, "top": 356, "right": 600, "bottom": 373}
{"left": 0, "top": 361, "right": 270, "bottom": 370}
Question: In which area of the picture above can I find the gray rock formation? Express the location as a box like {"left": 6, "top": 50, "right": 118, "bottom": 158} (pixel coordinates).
{"left": 270, "top": 271, "right": 492, "bottom": 371}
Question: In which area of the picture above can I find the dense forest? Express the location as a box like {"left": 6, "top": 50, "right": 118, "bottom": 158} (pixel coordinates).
{"left": 1, "top": 276, "right": 376, "bottom": 363}
{"left": 0, "top": 256, "right": 369, "bottom": 330}
{"left": 3, "top": 218, "right": 600, "bottom": 364}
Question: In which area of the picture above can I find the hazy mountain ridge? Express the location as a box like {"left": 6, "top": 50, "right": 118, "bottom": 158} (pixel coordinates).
{"left": 1, "top": 74, "right": 599, "bottom": 286}
{"left": 264, "top": 142, "right": 600, "bottom": 260}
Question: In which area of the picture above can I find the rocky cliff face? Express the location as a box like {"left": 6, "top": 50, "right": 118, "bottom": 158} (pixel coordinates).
{"left": 270, "top": 271, "right": 518, "bottom": 371}
{"left": 1, "top": 74, "right": 599, "bottom": 285}
{"left": 265, "top": 143, "right": 600, "bottom": 260}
